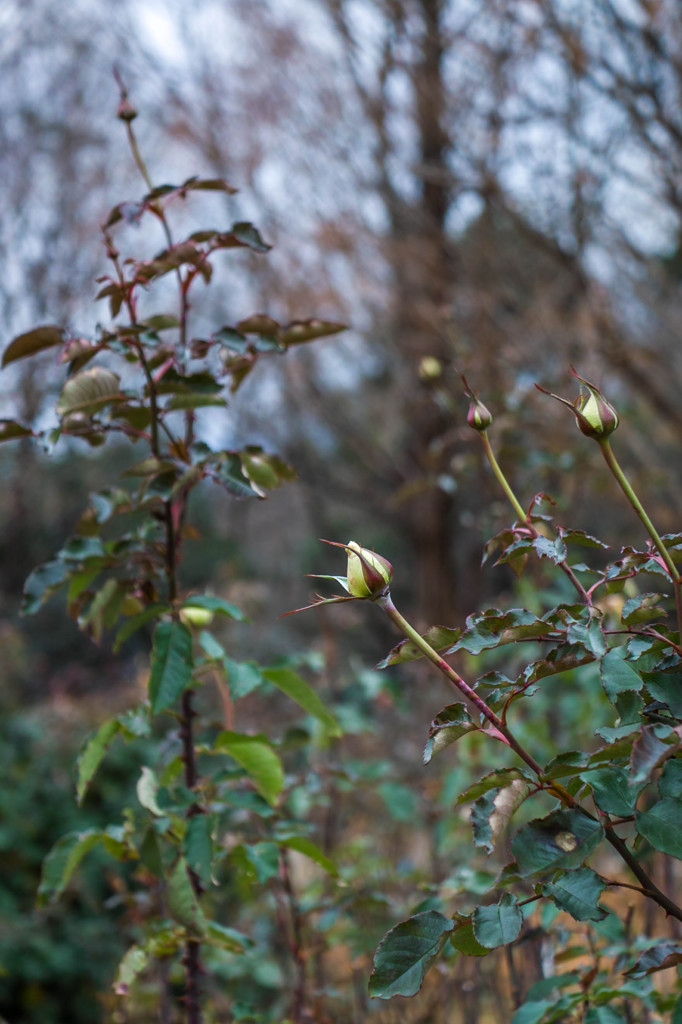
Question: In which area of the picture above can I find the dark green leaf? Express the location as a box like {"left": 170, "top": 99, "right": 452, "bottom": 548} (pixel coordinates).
{"left": 600, "top": 648, "right": 643, "bottom": 702}
{"left": 581, "top": 766, "right": 640, "bottom": 817}
{"left": 369, "top": 911, "right": 454, "bottom": 998}
{"left": 148, "top": 620, "right": 194, "bottom": 714}
{"left": 471, "top": 790, "right": 498, "bottom": 854}
{"left": 642, "top": 668, "right": 682, "bottom": 717}
{"left": 659, "top": 758, "right": 682, "bottom": 798}
{"left": 423, "top": 703, "right": 477, "bottom": 764}
{"left": 0, "top": 419, "right": 32, "bottom": 443}
{"left": 262, "top": 666, "right": 341, "bottom": 736}
{"left": 22, "top": 560, "right": 70, "bottom": 615}
{"left": 511, "top": 810, "right": 604, "bottom": 877}
{"left": 214, "top": 453, "right": 262, "bottom": 500}
{"left": 472, "top": 893, "right": 523, "bottom": 948}
{"left": 113, "top": 604, "right": 169, "bottom": 652}
{"left": 229, "top": 223, "right": 271, "bottom": 253}
{"left": 635, "top": 796, "right": 682, "bottom": 856}
{"left": 621, "top": 593, "right": 667, "bottom": 626}
{"left": 541, "top": 868, "right": 607, "bottom": 921}
{"left": 204, "top": 922, "right": 251, "bottom": 952}
{"left": 184, "top": 814, "right": 214, "bottom": 888}
{"left": 2, "top": 324, "right": 64, "bottom": 367}
{"left": 532, "top": 535, "right": 567, "bottom": 564}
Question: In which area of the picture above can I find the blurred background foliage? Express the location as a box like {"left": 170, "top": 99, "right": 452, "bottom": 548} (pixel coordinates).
{"left": 2, "top": 0, "right": 682, "bottom": 1020}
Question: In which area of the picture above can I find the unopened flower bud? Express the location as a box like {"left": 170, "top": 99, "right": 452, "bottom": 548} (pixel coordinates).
{"left": 346, "top": 541, "right": 393, "bottom": 598}
{"left": 536, "top": 368, "right": 619, "bottom": 442}
{"left": 461, "top": 374, "right": 493, "bottom": 432}
{"left": 575, "top": 383, "right": 619, "bottom": 439}
{"left": 467, "top": 397, "right": 493, "bottom": 432}
{"left": 117, "top": 97, "right": 138, "bottom": 122}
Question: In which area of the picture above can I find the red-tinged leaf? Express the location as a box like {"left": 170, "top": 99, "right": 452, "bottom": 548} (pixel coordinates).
{"left": 625, "top": 942, "right": 682, "bottom": 978}
{"left": 2, "top": 325, "right": 64, "bottom": 367}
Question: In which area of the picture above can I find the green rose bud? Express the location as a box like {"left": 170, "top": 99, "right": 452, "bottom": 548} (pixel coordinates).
{"left": 574, "top": 382, "right": 619, "bottom": 439}
{"left": 536, "top": 368, "right": 618, "bottom": 441}
{"left": 346, "top": 541, "right": 393, "bottom": 599}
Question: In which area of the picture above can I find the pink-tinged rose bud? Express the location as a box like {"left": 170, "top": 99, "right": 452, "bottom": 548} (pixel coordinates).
{"left": 461, "top": 375, "right": 493, "bottom": 432}
{"left": 346, "top": 541, "right": 393, "bottom": 598}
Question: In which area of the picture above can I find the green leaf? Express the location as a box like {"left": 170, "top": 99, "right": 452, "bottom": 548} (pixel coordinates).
{"left": 642, "top": 668, "right": 682, "bottom": 717}
{"left": 216, "top": 731, "right": 284, "bottom": 805}
{"left": 621, "top": 593, "right": 667, "bottom": 625}
{"left": 377, "top": 626, "right": 461, "bottom": 669}
{"left": 279, "top": 836, "right": 337, "bottom": 876}
{"left": 423, "top": 703, "right": 477, "bottom": 764}
{"left": 0, "top": 419, "right": 32, "bottom": 443}
{"left": 280, "top": 319, "right": 345, "bottom": 346}
{"left": 510, "top": 1000, "right": 555, "bottom": 1024}
{"left": 167, "top": 856, "right": 206, "bottom": 934}
{"left": 148, "top": 620, "right": 194, "bottom": 714}
{"left": 38, "top": 829, "right": 103, "bottom": 904}
{"left": 625, "top": 941, "right": 682, "bottom": 978}
{"left": 532, "top": 535, "right": 567, "bottom": 563}
{"left": 581, "top": 766, "right": 641, "bottom": 817}
{"left": 225, "top": 657, "right": 265, "bottom": 699}
{"left": 231, "top": 842, "right": 280, "bottom": 884}
{"left": 205, "top": 922, "right": 251, "bottom": 952}
{"left": 230, "top": 222, "right": 271, "bottom": 253}
{"left": 541, "top": 868, "right": 607, "bottom": 921}
{"left": 56, "top": 367, "right": 122, "bottom": 415}
{"left": 2, "top": 324, "right": 64, "bottom": 367}
{"left": 215, "top": 452, "right": 262, "bottom": 500}
{"left": 184, "top": 814, "right": 214, "bottom": 888}
{"left": 113, "top": 604, "right": 169, "bottom": 652}
{"left": 635, "top": 796, "right": 682, "bottom": 856}
{"left": 368, "top": 911, "right": 454, "bottom": 998}
{"left": 76, "top": 717, "right": 120, "bottom": 803}
{"left": 471, "top": 790, "right": 498, "bottom": 854}
{"left": 166, "top": 393, "right": 227, "bottom": 411}
{"left": 262, "top": 666, "right": 341, "bottom": 736}
{"left": 449, "top": 919, "right": 489, "bottom": 956}
{"left": 659, "top": 758, "right": 682, "bottom": 797}
{"left": 511, "top": 809, "right": 604, "bottom": 878}
{"left": 600, "top": 648, "right": 643, "bottom": 702}
{"left": 181, "top": 175, "right": 238, "bottom": 195}
{"left": 113, "top": 944, "right": 151, "bottom": 996}
{"left": 22, "top": 559, "right": 70, "bottom": 615}
{"left": 183, "top": 594, "right": 246, "bottom": 621}
{"left": 472, "top": 893, "right": 523, "bottom": 948}
{"left": 584, "top": 1008, "right": 627, "bottom": 1024}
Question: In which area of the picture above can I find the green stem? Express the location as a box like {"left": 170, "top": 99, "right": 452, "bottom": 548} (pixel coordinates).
{"left": 377, "top": 593, "right": 682, "bottom": 923}
{"left": 479, "top": 432, "right": 590, "bottom": 604}
{"left": 480, "top": 432, "right": 527, "bottom": 522}
{"left": 378, "top": 594, "right": 545, "bottom": 779}
{"left": 598, "top": 439, "right": 679, "bottom": 582}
